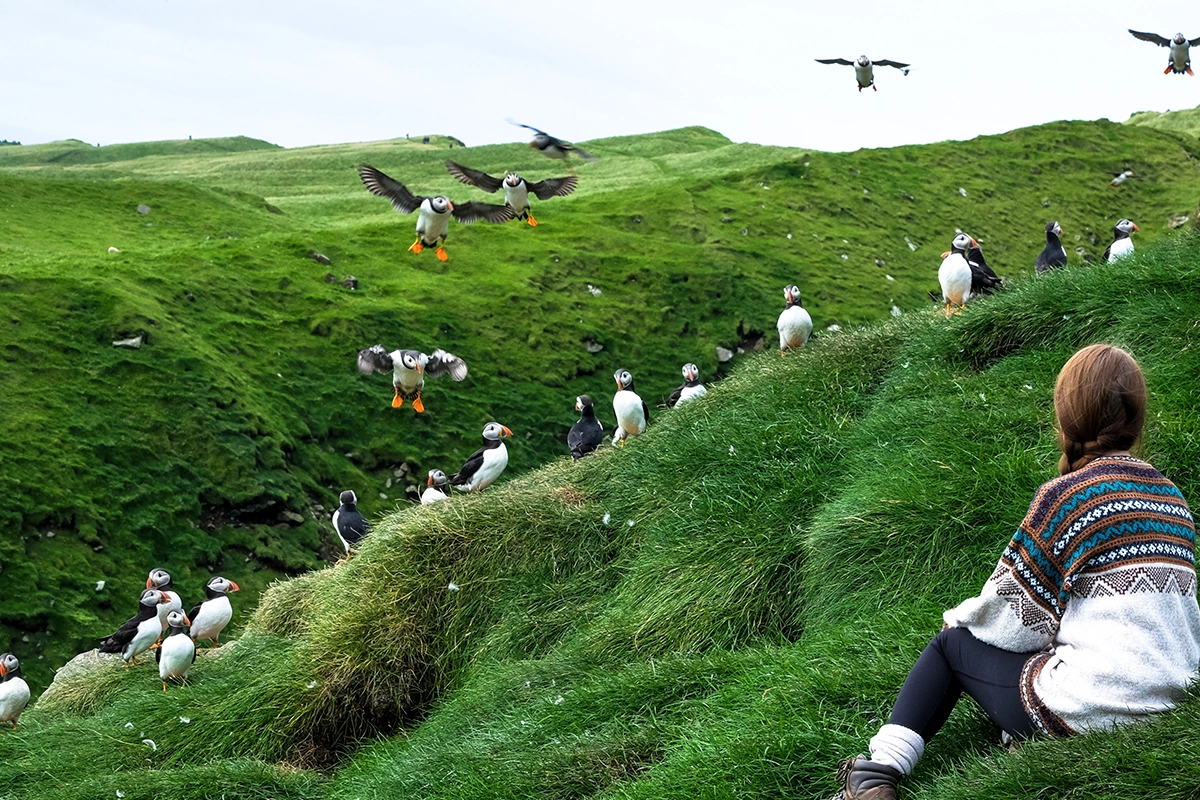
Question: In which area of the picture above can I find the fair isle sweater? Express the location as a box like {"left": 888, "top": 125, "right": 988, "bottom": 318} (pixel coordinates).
{"left": 943, "top": 456, "right": 1200, "bottom": 736}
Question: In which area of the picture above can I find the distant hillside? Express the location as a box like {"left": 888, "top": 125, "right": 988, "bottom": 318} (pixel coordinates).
{"left": 1126, "top": 102, "right": 1200, "bottom": 140}
{"left": 0, "top": 135, "right": 280, "bottom": 167}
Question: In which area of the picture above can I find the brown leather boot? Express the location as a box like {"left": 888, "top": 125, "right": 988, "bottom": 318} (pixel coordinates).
{"left": 830, "top": 754, "right": 901, "bottom": 800}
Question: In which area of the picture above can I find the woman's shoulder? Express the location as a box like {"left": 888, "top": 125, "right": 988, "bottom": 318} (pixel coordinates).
{"left": 1027, "top": 457, "right": 1190, "bottom": 528}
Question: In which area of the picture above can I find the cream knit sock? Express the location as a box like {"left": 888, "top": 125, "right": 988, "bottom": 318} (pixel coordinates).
{"left": 868, "top": 723, "right": 925, "bottom": 775}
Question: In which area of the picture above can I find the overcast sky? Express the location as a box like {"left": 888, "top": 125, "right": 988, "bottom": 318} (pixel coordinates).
{"left": 2, "top": 0, "right": 1197, "bottom": 153}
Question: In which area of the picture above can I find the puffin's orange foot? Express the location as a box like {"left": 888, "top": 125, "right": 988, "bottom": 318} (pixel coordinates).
{"left": 435, "top": 246, "right": 448, "bottom": 262}
{"left": 412, "top": 395, "right": 425, "bottom": 413}
{"left": 527, "top": 215, "right": 538, "bottom": 227}
{"left": 1189, "top": 67, "right": 1196, "bottom": 76}
{"left": 391, "top": 388, "right": 403, "bottom": 409}
{"left": 944, "top": 303, "right": 953, "bottom": 318}
{"left": 1165, "top": 65, "right": 1174, "bottom": 74}
{"left": 162, "top": 681, "right": 169, "bottom": 692}
{"left": 409, "top": 240, "right": 424, "bottom": 254}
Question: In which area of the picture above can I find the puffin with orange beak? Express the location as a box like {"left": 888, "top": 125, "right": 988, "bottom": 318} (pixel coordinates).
{"left": 146, "top": 568, "right": 183, "bottom": 633}
{"left": 509, "top": 121, "right": 598, "bottom": 174}
{"left": 667, "top": 363, "right": 707, "bottom": 407}
{"left": 1129, "top": 30, "right": 1200, "bottom": 75}
{"left": 421, "top": 469, "right": 450, "bottom": 504}
{"left": 358, "top": 164, "right": 516, "bottom": 261}
{"left": 356, "top": 345, "right": 468, "bottom": 411}
{"left": 450, "top": 423, "right": 513, "bottom": 492}
{"left": 1035, "top": 221, "right": 1068, "bottom": 274}
{"left": 612, "top": 370, "right": 648, "bottom": 447}
{"left": 815, "top": 55, "right": 910, "bottom": 91}
{"left": 0, "top": 653, "right": 30, "bottom": 729}
{"left": 156, "top": 610, "right": 196, "bottom": 691}
{"left": 777, "top": 285, "right": 814, "bottom": 353}
{"left": 445, "top": 161, "right": 578, "bottom": 226}
{"left": 1104, "top": 219, "right": 1139, "bottom": 263}
{"left": 938, "top": 233, "right": 976, "bottom": 316}
{"left": 568, "top": 395, "right": 604, "bottom": 459}
{"left": 187, "top": 576, "right": 241, "bottom": 648}
{"left": 98, "top": 589, "right": 172, "bottom": 667}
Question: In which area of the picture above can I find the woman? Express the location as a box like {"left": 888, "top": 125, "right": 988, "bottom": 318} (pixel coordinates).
{"left": 833, "top": 344, "right": 1200, "bottom": 800}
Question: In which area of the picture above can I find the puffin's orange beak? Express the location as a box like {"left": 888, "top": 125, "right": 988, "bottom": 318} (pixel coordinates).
{"left": 416, "top": 362, "right": 423, "bottom": 374}
{"left": 146, "top": 577, "right": 154, "bottom": 589}
{"left": 183, "top": 615, "right": 192, "bottom": 627}
{"left": 615, "top": 379, "right": 622, "bottom": 390}
{"left": 157, "top": 594, "right": 171, "bottom": 604}
{"left": 528, "top": 141, "right": 537, "bottom": 149}
{"left": 427, "top": 474, "right": 434, "bottom": 487}
{"left": 941, "top": 251, "right": 950, "bottom": 259}
{"left": 448, "top": 201, "right": 455, "bottom": 212}
{"left": 1132, "top": 223, "right": 1140, "bottom": 232}
{"left": 575, "top": 399, "right": 582, "bottom": 412}
{"left": 0, "top": 663, "right": 7, "bottom": 678}
{"left": 228, "top": 581, "right": 240, "bottom": 592}
{"left": 970, "top": 238, "right": 979, "bottom": 249}
{"left": 501, "top": 426, "right": 513, "bottom": 437}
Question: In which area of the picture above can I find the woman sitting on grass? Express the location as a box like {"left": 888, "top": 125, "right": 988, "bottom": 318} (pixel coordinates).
{"left": 833, "top": 343, "right": 1200, "bottom": 800}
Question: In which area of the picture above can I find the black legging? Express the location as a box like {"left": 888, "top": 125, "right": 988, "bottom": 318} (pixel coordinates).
{"left": 889, "top": 627, "right": 1038, "bottom": 741}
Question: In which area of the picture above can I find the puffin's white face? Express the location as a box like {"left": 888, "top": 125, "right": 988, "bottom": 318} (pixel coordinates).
{"left": 401, "top": 353, "right": 422, "bottom": 372}
{"left": 682, "top": 363, "right": 699, "bottom": 381}
{"left": 1175, "top": 33, "right": 1186, "bottom": 45}
{"left": 1048, "top": 221, "right": 1062, "bottom": 237}
{"left": 614, "top": 369, "right": 633, "bottom": 390}
{"left": 207, "top": 576, "right": 240, "bottom": 594}
{"left": 951, "top": 233, "right": 973, "bottom": 251}
{"left": 0, "top": 653, "right": 18, "bottom": 677}
{"left": 147, "top": 569, "right": 171, "bottom": 590}
{"left": 166, "top": 610, "right": 190, "bottom": 628}
{"left": 1116, "top": 219, "right": 1139, "bottom": 234}
{"left": 857, "top": 56, "right": 870, "bottom": 67}
{"left": 530, "top": 133, "right": 551, "bottom": 149}
{"left": 784, "top": 284, "right": 801, "bottom": 305}
{"left": 505, "top": 173, "right": 521, "bottom": 187}
{"left": 140, "top": 589, "right": 167, "bottom": 607}
{"left": 427, "top": 469, "right": 447, "bottom": 486}
{"left": 482, "top": 422, "right": 513, "bottom": 441}
{"left": 429, "top": 196, "right": 453, "bottom": 213}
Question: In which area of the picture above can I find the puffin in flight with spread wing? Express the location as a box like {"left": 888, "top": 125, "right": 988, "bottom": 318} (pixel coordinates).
{"left": 357, "top": 345, "right": 468, "bottom": 411}
{"left": 815, "top": 55, "right": 910, "bottom": 91}
{"left": 450, "top": 422, "right": 513, "bottom": 492}
{"left": 445, "top": 161, "right": 577, "bottom": 226}
{"left": 509, "top": 121, "right": 598, "bottom": 173}
{"left": 358, "top": 164, "right": 515, "bottom": 261}
{"left": 1129, "top": 30, "right": 1200, "bottom": 74}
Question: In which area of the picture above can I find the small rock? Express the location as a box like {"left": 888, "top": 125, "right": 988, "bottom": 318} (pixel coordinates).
{"left": 862, "top": 188, "right": 870, "bottom": 195}
{"left": 741, "top": 228, "right": 749, "bottom": 236}
{"left": 721, "top": 217, "right": 732, "bottom": 223}
{"left": 849, "top": 168, "right": 860, "bottom": 175}
{"left": 45, "top": 531, "right": 55, "bottom": 538}
{"left": 885, "top": 274, "right": 895, "bottom": 281}
{"left": 379, "top": 492, "right": 387, "bottom": 499}
{"left": 448, "top": 582, "right": 460, "bottom": 592}
{"left": 278, "top": 511, "right": 304, "bottom": 526}
{"left": 385, "top": 478, "right": 392, "bottom": 488}
{"left": 786, "top": 233, "right": 793, "bottom": 240}
{"left": 113, "top": 335, "right": 144, "bottom": 349}
{"left": 1030, "top": 167, "right": 1042, "bottom": 175}
{"left": 715, "top": 346, "right": 734, "bottom": 363}
{"left": 137, "top": 205, "right": 151, "bottom": 215}
{"left": 309, "top": 251, "right": 332, "bottom": 265}
{"left": 341, "top": 276, "right": 358, "bottom": 290}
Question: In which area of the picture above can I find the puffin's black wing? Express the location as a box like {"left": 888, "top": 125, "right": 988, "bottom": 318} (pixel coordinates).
{"left": 1102, "top": 242, "right": 1114, "bottom": 261}
{"left": 1128, "top": 29, "right": 1172, "bottom": 47}
{"left": 357, "top": 344, "right": 394, "bottom": 375}
{"left": 187, "top": 601, "right": 204, "bottom": 622}
{"left": 815, "top": 58, "right": 855, "bottom": 66}
{"left": 98, "top": 615, "right": 141, "bottom": 653}
{"left": 666, "top": 383, "right": 686, "bottom": 408}
{"left": 967, "top": 249, "right": 1002, "bottom": 294}
{"left": 1191, "top": 36, "right": 1200, "bottom": 47}
{"left": 874, "top": 59, "right": 910, "bottom": 70}
{"left": 642, "top": 401, "right": 650, "bottom": 425}
{"left": 155, "top": 642, "right": 164, "bottom": 665}
{"left": 449, "top": 447, "right": 488, "bottom": 486}
{"left": 359, "top": 165, "right": 424, "bottom": 214}
{"left": 452, "top": 202, "right": 518, "bottom": 225}
{"left": 426, "top": 349, "right": 468, "bottom": 381}
{"left": 445, "top": 161, "right": 504, "bottom": 193}
{"left": 525, "top": 176, "right": 578, "bottom": 200}
{"left": 568, "top": 419, "right": 604, "bottom": 460}
{"left": 1035, "top": 246, "right": 1066, "bottom": 274}
{"left": 336, "top": 509, "right": 370, "bottom": 546}
{"left": 510, "top": 120, "right": 552, "bottom": 138}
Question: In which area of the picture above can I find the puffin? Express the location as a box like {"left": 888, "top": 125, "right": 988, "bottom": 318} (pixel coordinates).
{"left": 0, "top": 653, "right": 30, "bottom": 729}
{"left": 356, "top": 345, "right": 468, "bottom": 411}
{"left": 188, "top": 576, "right": 240, "bottom": 647}
{"left": 938, "top": 232, "right": 976, "bottom": 316}
{"left": 509, "top": 122, "right": 598, "bottom": 173}
{"left": 612, "top": 370, "right": 648, "bottom": 447}
{"left": 156, "top": 610, "right": 196, "bottom": 691}
{"left": 146, "top": 568, "right": 183, "bottom": 633}
{"left": 1104, "top": 219, "right": 1139, "bottom": 263}
{"left": 98, "top": 588, "right": 171, "bottom": 667}
{"left": 445, "top": 161, "right": 577, "bottom": 227}
{"left": 332, "top": 490, "right": 370, "bottom": 558}
{"left": 450, "top": 423, "right": 513, "bottom": 492}
{"left": 815, "top": 55, "right": 910, "bottom": 91}
{"left": 1129, "top": 30, "right": 1200, "bottom": 75}
{"left": 1035, "top": 221, "right": 1068, "bottom": 274}
{"left": 1110, "top": 169, "right": 1135, "bottom": 187}
{"left": 667, "top": 363, "right": 707, "bottom": 407}
{"left": 965, "top": 238, "right": 1003, "bottom": 295}
{"left": 358, "top": 164, "right": 515, "bottom": 261}
{"left": 421, "top": 469, "right": 450, "bottom": 504}
{"left": 568, "top": 395, "right": 604, "bottom": 459}
{"left": 777, "top": 285, "right": 814, "bottom": 353}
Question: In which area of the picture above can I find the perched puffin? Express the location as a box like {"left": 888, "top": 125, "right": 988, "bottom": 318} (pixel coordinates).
{"left": 156, "top": 610, "right": 196, "bottom": 691}
{"left": 188, "top": 576, "right": 240, "bottom": 648}
{"left": 0, "top": 653, "right": 30, "bottom": 729}
{"left": 421, "top": 469, "right": 450, "bottom": 504}
{"left": 332, "top": 490, "right": 370, "bottom": 558}
{"left": 938, "top": 233, "right": 976, "bottom": 316}
{"left": 1104, "top": 219, "right": 1139, "bottom": 263}
{"left": 356, "top": 345, "right": 468, "bottom": 411}
{"left": 1035, "top": 221, "right": 1068, "bottom": 274}
{"left": 667, "top": 364, "right": 707, "bottom": 407}
{"left": 777, "top": 285, "right": 814, "bottom": 353}
{"left": 450, "top": 423, "right": 513, "bottom": 492}
{"left": 965, "top": 238, "right": 1003, "bottom": 295}
{"left": 509, "top": 121, "right": 598, "bottom": 173}
{"left": 445, "top": 161, "right": 577, "bottom": 227}
{"left": 146, "top": 568, "right": 183, "bottom": 633}
{"left": 568, "top": 395, "right": 604, "bottom": 459}
{"left": 612, "top": 370, "right": 648, "bottom": 448}
{"left": 1129, "top": 30, "right": 1200, "bottom": 75}
{"left": 98, "top": 589, "right": 171, "bottom": 666}
{"left": 815, "top": 55, "right": 910, "bottom": 91}
{"left": 358, "top": 164, "right": 515, "bottom": 261}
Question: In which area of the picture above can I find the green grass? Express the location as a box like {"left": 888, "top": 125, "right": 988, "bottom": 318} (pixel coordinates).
{"left": 1126, "top": 102, "right": 1200, "bottom": 141}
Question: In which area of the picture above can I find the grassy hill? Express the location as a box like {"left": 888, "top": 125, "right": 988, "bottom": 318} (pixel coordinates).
{"left": 1127, "top": 103, "right": 1200, "bottom": 141}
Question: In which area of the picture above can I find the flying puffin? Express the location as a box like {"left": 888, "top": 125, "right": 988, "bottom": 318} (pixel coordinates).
{"left": 445, "top": 161, "right": 577, "bottom": 227}
{"left": 356, "top": 345, "right": 468, "bottom": 411}
{"left": 568, "top": 395, "right": 604, "bottom": 459}
{"left": 358, "top": 164, "right": 516, "bottom": 261}
{"left": 146, "top": 568, "right": 183, "bottom": 633}
{"left": 1110, "top": 169, "right": 1135, "bottom": 187}
{"left": 98, "top": 588, "right": 171, "bottom": 667}
{"left": 0, "top": 653, "right": 30, "bottom": 729}
{"left": 156, "top": 610, "right": 196, "bottom": 691}
{"left": 450, "top": 423, "right": 513, "bottom": 492}
{"left": 1035, "top": 221, "right": 1068, "bottom": 274}
{"left": 777, "top": 285, "right": 814, "bottom": 353}
{"left": 187, "top": 576, "right": 240, "bottom": 648}
{"left": 421, "top": 469, "right": 450, "bottom": 504}
{"left": 965, "top": 238, "right": 1003, "bottom": 294}
{"left": 815, "top": 55, "right": 910, "bottom": 91}
{"left": 938, "top": 233, "right": 976, "bottom": 316}
{"left": 1129, "top": 30, "right": 1200, "bottom": 74}
{"left": 509, "top": 121, "right": 598, "bottom": 173}
{"left": 667, "top": 363, "right": 707, "bottom": 407}
{"left": 332, "top": 490, "right": 370, "bottom": 558}
{"left": 1104, "top": 219, "right": 1139, "bottom": 263}
{"left": 612, "top": 370, "right": 648, "bottom": 447}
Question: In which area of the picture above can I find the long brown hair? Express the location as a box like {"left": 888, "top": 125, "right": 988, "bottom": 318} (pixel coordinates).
{"left": 1054, "top": 344, "right": 1147, "bottom": 475}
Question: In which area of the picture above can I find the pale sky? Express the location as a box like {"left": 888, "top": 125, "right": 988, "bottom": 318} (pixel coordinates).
{"left": 2, "top": 0, "right": 1197, "bottom": 153}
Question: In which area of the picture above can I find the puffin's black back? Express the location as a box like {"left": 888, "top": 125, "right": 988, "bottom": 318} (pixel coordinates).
{"left": 568, "top": 403, "right": 604, "bottom": 459}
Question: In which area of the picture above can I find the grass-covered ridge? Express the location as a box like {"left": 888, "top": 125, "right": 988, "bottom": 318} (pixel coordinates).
{"left": 2, "top": 235, "right": 1198, "bottom": 799}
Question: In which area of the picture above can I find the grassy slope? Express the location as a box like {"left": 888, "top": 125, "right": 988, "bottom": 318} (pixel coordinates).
{"left": 0, "top": 117, "right": 1197, "bottom": 692}
{"left": 1, "top": 237, "right": 1197, "bottom": 800}
{"left": 1127, "top": 102, "right": 1200, "bottom": 140}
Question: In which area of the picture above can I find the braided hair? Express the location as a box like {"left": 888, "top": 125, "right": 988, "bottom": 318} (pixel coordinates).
{"left": 1054, "top": 344, "right": 1146, "bottom": 475}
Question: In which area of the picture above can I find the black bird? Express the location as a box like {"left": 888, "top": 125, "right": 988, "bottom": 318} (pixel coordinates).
{"left": 332, "top": 490, "right": 370, "bottom": 559}
{"left": 965, "top": 239, "right": 1002, "bottom": 294}
{"left": 98, "top": 589, "right": 171, "bottom": 666}
{"left": 1035, "top": 221, "right": 1067, "bottom": 274}
{"left": 568, "top": 395, "right": 604, "bottom": 460}
{"left": 509, "top": 121, "right": 597, "bottom": 173}
{"left": 446, "top": 161, "right": 577, "bottom": 226}
{"left": 1128, "top": 30, "right": 1200, "bottom": 75}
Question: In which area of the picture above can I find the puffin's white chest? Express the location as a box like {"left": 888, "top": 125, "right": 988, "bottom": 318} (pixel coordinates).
{"left": 677, "top": 384, "right": 707, "bottom": 405}
{"left": 191, "top": 596, "right": 233, "bottom": 641}
{"left": 127, "top": 616, "right": 164, "bottom": 661}
{"left": 421, "top": 486, "right": 449, "bottom": 504}
{"left": 854, "top": 63, "right": 875, "bottom": 87}
{"left": 155, "top": 590, "right": 183, "bottom": 630}
{"left": 503, "top": 182, "right": 530, "bottom": 212}
{"left": 1171, "top": 40, "right": 1191, "bottom": 69}
{"left": 469, "top": 443, "right": 509, "bottom": 491}
{"left": 391, "top": 358, "right": 423, "bottom": 393}
{"left": 1108, "top": 237, "right": 1135, "bottom": 262}
{"left": 777, "top": 305, "right": 814, "bottom": 350}
{"left": 0, "top": 677, "right": 30, "bottom": 723}
{"left": 939, "top": 253, "right": 973, "bottom": 304}
{"left": 416, "top": 203, "right": 451, "bottom": 243}
{"left": 613, "top": 390, "right": 647, "bottom": 438}
{"left": 158, "top": 634, "right": 195, "bottom": 681}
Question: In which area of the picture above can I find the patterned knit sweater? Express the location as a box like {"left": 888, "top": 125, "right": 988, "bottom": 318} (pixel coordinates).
{"left": 943, "top": 456, "right": 1200, "bottom": 735}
